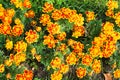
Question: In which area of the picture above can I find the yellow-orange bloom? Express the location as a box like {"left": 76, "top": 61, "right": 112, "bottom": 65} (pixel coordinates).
{"left": 25, "top": 30, "right": 39, "bottom": 44}
{"left": 39, "top": 14, "right": 51, "bottom": 26}
{"left": 6, "top": 73, "right": 11, "bottom": 79}
{"left": 23, "top": 70, "right": 33, "bottom": 80}
{"left": 106, "top": 0, "right": 118, "bottom": 10}
{"left": 14, "top": 40, "right": 27, "bottom": 53}
{"left": 42, "top": 2, "right": 54, "bottom": 13}
{"left": 52, "top": 9, "right": 62, "bottom": 20}
{"left": 57, "top": 32, "right": 66, "bottom": 41}
{"left": 66, "top": 52, "right": 78, "bottom": 65}
{"left": 23, "top": 0, "right": 31, "bottom": 8}
{"left": 51, "top": 71, "right": 63, "bottom": 80}
{"left": 82, "top": 54, "right": 92, "bottom": 66}
{"left": 85, "top": 11, "right": 95, "bottom": 22}
{"left": 0, "top": 64, "right": 4, "bottom": 73}
{"left": 114, "top": 69, "right": 120, "bottom": 78}
{"left": 5, "top": 39, "right": 13, "bottom": 50}
{"left": 50, "top": 57, "right": 61, "bottom": 69}
{"left": 105, "top": 9, "right": 114, "bottom": 18}
{"left": 92, "top": 59, "right": 101, "bottom": 74}
{"left": 12, "top": 24, "right": 24, "bottom": 36}
{"left": 59, "top": 64, "right": 69, "bottom": 74}
{"left": 0, "top": 24, "right": 11, "bottom": 35}
{"left": 76, "top": 67, "right": 86, "bottom": 78}
{"left": 24, "top": 10, "right": 35, "bottom": 18}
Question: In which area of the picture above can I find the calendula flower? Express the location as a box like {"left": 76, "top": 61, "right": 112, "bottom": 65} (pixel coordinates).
{"left": 5, "top": 39, "right": 13, "bottom": 50}
{"left": 114, "top": 69, "right": 120, "bottom": 78}
{"left": 51, "top": 71, "right": 63, "bottom": 80}
{"left": 0, "top": 64, "right": 5, "bottom": 73}
{"left": 76, "top": 67, "right": 86, "bottom": 78}
{"left": 25, "top": 30, "right": 39, "bottom": 44}
{"left": 42, "top": 2, "right": 54, "bottom": 13}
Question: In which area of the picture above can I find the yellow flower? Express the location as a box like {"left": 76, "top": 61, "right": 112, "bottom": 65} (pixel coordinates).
{"left": 82, "top": 54, "right": 92, "bottom": 66}
{"left": 92, "top": 59, "right": 101, "bottom": 74}
{"left": 85, "top": 11, "right": 95, "bottom": 22}
{"left": 42, "top": 2, "right": 54, "bottom": 13}
{"left": 36, "top": 26, "right": 41, "bottom": 32}
{"left": 52, "top": 9, "right": 62, "bottom": 20}
{"left": 114, "top": 69, "right": 120, "bottom": 78}
{"left": 106, "top": 0, "right": 118, "bottom": 10}
{"left": 0, "top": 64, "right": 5, "bottom": 73}
{"left": 76, "top": 67, "right": 86, "bottom": 78}
{"left": 5, "top": 39, "right": 13, "bottom": 50}
{"left": 59, "top": 64, "right": 69, "bottom": 74}
{"left": 14, "top": 40, "right": 27, "bottom": 53}
{"left": 51, "top": 71, "right": 63, "bottom": 80}
{"left": 14, "top": 18, "right": 21, "bottom": 25}
{"left": 66, "top": 52, "right": 78, "bottom": 65}
{"left": 25, "top": 30, "right": 39, "bottom": 44}
{"left": 4, "top": 59, "right": 12, "bottom": 67}
{"left": 50, "top": 57, "right": 61, "bottom": 69}
{"left": 35, "top": 54, "right": 41, "bottom": 62}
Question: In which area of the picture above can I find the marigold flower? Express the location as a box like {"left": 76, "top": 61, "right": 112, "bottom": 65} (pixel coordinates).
{"left": 25, "top": 10, "right": 35, "bottom": 18}
{"left": 114, "top": 69, "right": 120, "bottom": 78}
{"left": 6, "top": 8, "right": 15, "bottom": 18}
{"left": 51, "top": 71, "right": 63, "bottom": 80}
{"left": 0, "top": 64, "right": 5, "bottom": 73}
{"left": 6, "top": 73, "right": 11, "bottom": 79}
{"left": 12, "top": 24, "right": 24, "bottom": 36}
{"left": 57, "top": 32, "right": 66, "bottom": 41}
{"left": 43, "top": 34, "right": 58, "bottom": 48}
{"left": 76, "top": 67, "right": 86, "bottom": 78}
{"left": 15, "top": 74, "right": 25, "bottom": 80}
{"left": 36, "top": 26, "right": 41, "bottom": 32}
{"left": 59, "top": 64, "right": 69, "bottom": 74}
{"left": 2, "top": 16, "right": 12, "bottom": 24}
{"left": 4, "top": 59, "right": 12, "bottom": 67}
{"left": 14, "top": 53, "right": 26, "bottom": 66}
{"left": 85, "top": 11, "right": 95, "bottom": 22}
{"left": 14, "top": 40, "right": 27, "bottom": 53}
{"left": 42, "top": 2, "right": 54, "bottom": 13}
{"left": 52, "top": 9, "right": 62, "bottom": 20}
{"left": 14, "top": 18, "right": 22, "bottom": 25}
{"left": 114, "top": 12, "right": 120, "bottom": 27}
{"left": 39, "top": 14, "right": 51, "bottom": 26}
{"left": 57, "top": 43, "right": 67, "bottom": 51}
{"left": 105, "top": 9, "right": 114, "bottom": 18}
{"left": 72, "top": 25, "right": 85, "bottom": 38}
{"left": 25, "top": 30, "right": 39, "bottom": 44}
{"left": 0, "top": 23, "right": 11, "bottom": 35}
{"left": 23, "top": 70, "right": 33, "bottom": 80}
{"left": 47, "top": 22, "right": 60, "bottom": 35}
{"left": 106, "top": 0, "right": 118, "bottom": 10}
{"left": 82, "top": 54, "right": 92, "bottom": 66}
{"left": 66, "top": 52, "right": 78, "bottom": 65}
{"left": 34, "top": 54, "right": 41, "bottom": 62}
{"left": 92, "top": 59, "right": 101, "bottom": 74}
{"left": 5, "top": 39, "right": 13, "bottom": 50}
{"left": 50, "top": 57, "right": 61, "bottom": 69}
{"left": 23, "top": 0, "right": 31, "bottom": 8}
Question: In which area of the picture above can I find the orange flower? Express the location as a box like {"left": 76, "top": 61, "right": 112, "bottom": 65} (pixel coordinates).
{"left": 72, "top": 25, "right": 85, "bottom": 38}
{"left": 82, "top": 54, "right": 92, "bottom": 66}
{"left": 105, "top": 9, "right": 114, "bottom": 18}
{"left": 12, "top": 24, "right": 24, "bottom": 36}
{"left": 0, "top": 64, "right": 5, "bottom": 73}
{"left": 52, "top": 9, "right": 62, "bottom": 20}
{"left": 51, "top": 71, "right": 62, "bottom": 80}
{"left": 2, "top": 16, "right": 12, "bottom": 24}
{"left": 106, "top": 0, "right": 118, "bottom": 10}
{"left": 57, "top": 43, "right": 67, "bottom": 51}
{"left": 50, "top": 57, "right": 61, "bottom": 69}
{"left": 6, "top": 73, "right": 11, "bottom": 79}
{"left": 25, "top": 30, "right": 39, "bottom": 44}
{"left": 0, "top": 23, "right": 11, "bottom": 35}
{"left": 23, "top": 0, "right": 31, "bottom": 8}
{"left": 114, "top": 69, "right": 120, "bottom": 78}
{"left": 59, "top": 64, "right": 69, "bottom": 74}
{"left": 16, "top": 74, "right": 25, "bottom": 80}
{"left": 39, "top": 14, "right": 51, "bottom": 26}
{"left": 85, "top": 11, "right": 95, "bottom": 22}
{"left": 5, "top": 8, "right": 15, "bottom": 18}
{"left": 66, "top": 52, "right": 78, "bottom": 65}
{"left": 23, "top": 70, "right": 33, "bottom": 80}
{"left": 57, "top": 32, "right": 66, "bottom": 41}
{"left": 92, "top": 59, "right": 101, "bottom": 74}
{"left": 47, "top": 22, "right": 60, "bottom": 35}
{"left": 42, "top": 2, "right": 54, "bottom": 13}
{"left": 43, "top": 34, "right": 58, "bottom": 48}
{"left": 14, "top": 40, "right": 27, "bottom": 53}
{"left": 25, "top": 10, "right": 35, "bottom": 18}
{"left": 76, "top": 67, "right": 86, "bottom": 78}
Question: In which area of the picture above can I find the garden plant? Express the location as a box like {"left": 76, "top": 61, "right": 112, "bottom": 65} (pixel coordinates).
{"left": 0, "top": 0, "right": 120, "bottom": 80}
